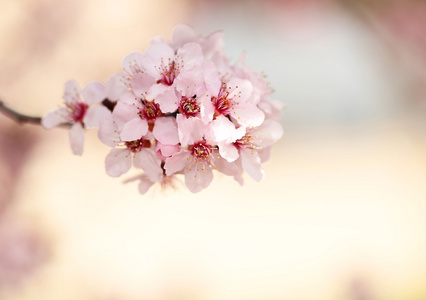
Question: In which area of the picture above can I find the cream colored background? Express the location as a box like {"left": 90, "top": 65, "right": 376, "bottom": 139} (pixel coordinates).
{"left": 1, "top": 1, "right": 426, "bottom": 299}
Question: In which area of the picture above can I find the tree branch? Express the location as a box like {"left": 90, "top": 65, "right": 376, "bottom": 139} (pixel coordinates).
{"left": 0, "top": 100, "right": 42, "bottom": 126}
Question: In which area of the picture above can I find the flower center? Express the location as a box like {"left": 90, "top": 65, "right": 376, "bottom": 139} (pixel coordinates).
{"left": 68, "top": 102, "right": 88, "bottom": 123}
{"left": 190, "top": 141, "right": 213, "bottom": 164}
{"left": 158, "top": 60, "right": 179, "bottom": 86}
{"left": 233, "top": 131, "right": 257, "bottom": 150}
{"left": 212, "top": 96, "right": 231, "bottom": 116}
{"left": 125, "top": 138, "right": 151, "bottom": 153}
{"left": 212, "top": 83, "right": 233, "bottom": 117}
{"left": 179, "top": 95, "right": 200, "bottom": 118}
{"left": 139, "top": 100, "right": 161, "bottom": 121}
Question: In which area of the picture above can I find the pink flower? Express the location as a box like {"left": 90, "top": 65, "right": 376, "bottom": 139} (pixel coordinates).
{"left": 164, "top": 120, "right": 239, "bottom": 193}
{"left": 42, "top": 80, "right": 110, "bottom": 155}
{"left": 42, "top": 24, "right": 285, "bottom": 194}
{"left": 211, "top": 77, "right": 265, "bottom": 127}
{"left": 203, "top": 60, "right": 265, "bottom": 128}
{"left": 218, "top": 120, "right": 284, "bottom": 181}
{"left": 98, "top": 116, "right": 163, "bottom": 182}
{"left": 164, "top": 139, "right": 218, "bottom": 193}
{"left": 141, "top": 41, "right": 204, "bottom": 99}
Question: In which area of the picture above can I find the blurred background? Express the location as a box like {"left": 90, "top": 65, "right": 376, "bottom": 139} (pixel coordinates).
{"left": 1, "top": 0, "right": 426, "bottom": 299}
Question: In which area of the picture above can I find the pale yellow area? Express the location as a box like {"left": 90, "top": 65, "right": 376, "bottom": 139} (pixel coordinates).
{"left": 1, "top": 1, "right": 426, "bottom": 300}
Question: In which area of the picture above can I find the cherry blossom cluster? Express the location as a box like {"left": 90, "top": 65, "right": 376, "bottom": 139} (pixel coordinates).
{"left": 42, "top": 24, "right": 284, "bottom": 194}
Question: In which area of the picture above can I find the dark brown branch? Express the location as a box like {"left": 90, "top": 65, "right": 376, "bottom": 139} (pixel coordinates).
{"left": 0, "top": 100, "right": 42, "bottom": 125}
{"left": 102, "top": 98, "right": 117, "bottom": 112}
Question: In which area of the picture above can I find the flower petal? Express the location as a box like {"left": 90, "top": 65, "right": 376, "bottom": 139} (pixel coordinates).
{"left": 154, "top": 88, "right": 178, "bottom": 113}
{"left": 256, "top": 119, "right": 284, "bottom": 148}
{"left": 112, "top": 100, "right": 139, "bottom": 131}
{"left": 184, "top": 165, "right": 213, "bottom": 193}
{"left": 122, "top": 51, "right": 144, "bottom": 75}
{"left": 240, "top": 149, "right": 264, "bottom": 182}
{"left": 141, "top": 42, "right": 174, "bottom": 79}
{"left": 120, "top": 117, "right": 148, "bottom": 142}
{"left": 105, "top": 73, "right": 127, "bottom": 101}
{"left": 134, "top": 149, "right": 163, "bottom": 183}
{"left": 176, "top": 114, "right": 205, "bottom": 147}
{"left": 215, "top": 154, "right": 244, "bottom": 185}
{"left": 164, "top": 150, "right": 191, "bottom": 176}
{"left": 177, "top": 42, "right": 204, "bottom": 70}
{"left": 130, "top": 72, "right": 155, "bottom": 98}
{"left": 41, "top": 107, "right": 68, "bottom": 129}
{"left": 202, "top": 30, "right": 224, "bottom": 56}
{"left": 232, "top": 103, "right": 265, "bottom": 127}
{"left": 157, "top": 142, "right": 180, "bottom": 157}
{"left": 63, "top": 80, "right": 81, "bottom": 104}
{"left": 258, "top": 146, "right": 271, "bottom": 163}
{"left": 83, "top": 105, "right": 111, "bottom": 128}
{"left": 68, "top": 123, "right": 84, "bottom": 156}
{"left": 81, "top": 81, "right": 105, "bottom": 105}
{"left": 105, "top": 148, "right": 131, "bottom": 177}
{"left": 152, "top": 117, "right": 179, "bottom": 145}
{"left": 208, "top": 115, "right": 237, "bottom": 142}
{"left": 171, "top": 24, "right": 197, "bottom": 49}
{"left": 218, "top": 142, "right": 239, "bottom": 162}
{"left": 138, "top": 175, "right": 155, "bottom": 194}
{"left": 203, "top": 61, "right": 221, "bottom": 96}
{"left": 98, "top": 116, "right": 119, "bottom": 147}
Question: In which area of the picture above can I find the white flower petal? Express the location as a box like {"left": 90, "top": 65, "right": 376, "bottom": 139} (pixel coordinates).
{"left": 120, "top": 118, "right": 148, "bottom": 142}
{"left": 141, "top": 42, "right": 175, "bottom": 79}
{"left": 130, "top": 72, "right": 155, "bottom": 97}
{"left": 105, "top": 73, "right": 127, "bottom": 101}
{"left": 184, "top": 165, "right": 213, "bottom": 193}
{"left": 154, "top": 88, "right": 178, "bottom": 113}
{"left": 256, "top": 119, "right": 284, "bottom": 148}
{"left": 240, "top": 149, "right": 264, "bottom": 182}
{"left": 177, "top": 42, "right": 204, "bottom": 70}
{"left": 171, "top": 24, "right": 197, "bottom": 49}
{"left": 215, "top": 154, "right": 244, "bottom": 182}
{"left": 176, "top": 114, "right": 204, "bottom": 146}
{"left": 218, "top": 142, "right": 239, "bottom": 162}
{"left": 152, "top": 117, "right": 179, "bottom": 145}
{"left": 164, "top": 150, "right": 191, "bottom": 176}
{"left": 112, "top": 100, "right": 139, "bottom": 131}
{"left": 83, "top": 105, "right": 111, "bottom": 128}
{"left": 208, "top": 115, "right": 237, "bottom": 142}
{"left": 98, "top": 116, "right": 119, "bottom": 147}
{"left": 134, "top": 149, "right": 163, "bottom": 183}
{"left": 105, "top": 148, "right": 131, "bottom": 177}
{"left": 159, "top": 143, "right": 180, "bottom": 157}
{"left": 81, "top": 81, "right": 105, "bottom": 105}
{"left": 138, "top": 175, "right": 155, "bottom": 194}
{"left": 122, "top": 51, "right": 144, "bottom": 75}
{"left": 41, "top": 107, "right": 68, "bottom": 129}
{"left": 68, "top": 123, "right": 84, "bottom": 156}
{"left": 233, "top": 103, "right": 265, "bottom": 127}
{"left": 258, "top": 146, "right": 271, "bottom": 163}
{"left": 202, "top": 30, "right": 224, "bottom": 56}
{"left": 203, "top": 61, "right": 221, "bottom": 96}
{"left": 63, "top": 80, "right": 81, "bottom": 104}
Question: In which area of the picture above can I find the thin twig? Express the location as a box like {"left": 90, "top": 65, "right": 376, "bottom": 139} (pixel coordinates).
{"left": 0, "top": 100, "right": 75, "bottom": 128}
{"left": 0, "top": 100, "right": 42, "bottom": 125}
